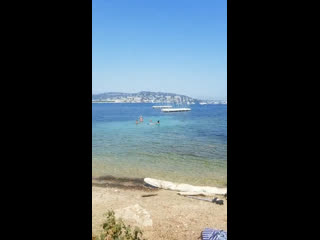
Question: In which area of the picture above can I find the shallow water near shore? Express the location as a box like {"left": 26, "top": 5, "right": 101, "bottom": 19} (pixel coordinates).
{"left": 92, "top": 103, "right": 227, "bottom": 187}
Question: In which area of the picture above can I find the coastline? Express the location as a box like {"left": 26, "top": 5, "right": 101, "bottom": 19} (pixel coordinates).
{"left": 92, "top": 176, "right": 227, "bottom": 240}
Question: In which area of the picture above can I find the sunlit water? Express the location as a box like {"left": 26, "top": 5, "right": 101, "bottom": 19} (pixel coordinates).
{"left": 92, "top": 103, "right": 227, "bottom": 187}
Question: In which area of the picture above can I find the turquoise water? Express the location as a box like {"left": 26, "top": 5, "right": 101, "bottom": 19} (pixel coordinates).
{"left": 92, "top": 103, "right": 227, "bottom": 187}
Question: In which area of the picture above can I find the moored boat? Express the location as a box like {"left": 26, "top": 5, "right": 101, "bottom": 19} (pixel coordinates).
{"left": 161, "top": 108, "right": 191, "bottom": 112}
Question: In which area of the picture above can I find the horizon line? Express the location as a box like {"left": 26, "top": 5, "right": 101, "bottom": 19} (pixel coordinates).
{"left": 92, "top": 90, "right": 227, "bottom": 100}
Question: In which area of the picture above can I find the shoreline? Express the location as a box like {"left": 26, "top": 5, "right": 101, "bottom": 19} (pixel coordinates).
{"left": 92, "top": 176, "right": 227, "bottom": 240}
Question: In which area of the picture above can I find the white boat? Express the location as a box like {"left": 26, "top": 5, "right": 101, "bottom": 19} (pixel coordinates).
{"left": 152, "top": 105, "right": 172, "bottom": 109}
{"left": 144, "top": 178, "right": 227, "bottom": 196}
{"left": 161, "top": 108, "right": 191, "bottom": 112}
{"left": 199, "top": 102, "right": 207, "bottom": 105}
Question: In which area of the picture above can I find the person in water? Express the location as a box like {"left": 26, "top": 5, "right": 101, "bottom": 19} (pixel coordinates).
{"left": 156, "top": 120, "right": 160, "bottom": 124}
{"left": 136, "top": 120, "right": 139, "bottom": 124}
{"left": 139, "top": 115, "right": 143, "bottom": 122}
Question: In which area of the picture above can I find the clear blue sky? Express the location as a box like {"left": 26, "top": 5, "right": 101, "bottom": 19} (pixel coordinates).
{"left": 93, "top": 0, "right": 227, "bottom": 99}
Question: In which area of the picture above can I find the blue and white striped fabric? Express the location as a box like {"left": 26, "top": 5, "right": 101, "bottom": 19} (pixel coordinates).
{"left": 202, "top": 228, "right": 227, "bottom": 240}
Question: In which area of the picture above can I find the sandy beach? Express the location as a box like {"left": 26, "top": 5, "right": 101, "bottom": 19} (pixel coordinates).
{"left": 92, "top": 177, "right": 227, "bottom": 240}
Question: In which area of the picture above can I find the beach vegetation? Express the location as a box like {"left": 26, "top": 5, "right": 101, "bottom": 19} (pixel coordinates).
{"left": 93, "top": 210, "right": 146, "bottom": 240}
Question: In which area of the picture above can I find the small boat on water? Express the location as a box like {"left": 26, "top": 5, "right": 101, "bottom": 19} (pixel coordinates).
{"left": 161, "top": 108, "right": 191, "bottom": 112}
{"left": 152, "top": 105, "right": 172, "bottom": 109}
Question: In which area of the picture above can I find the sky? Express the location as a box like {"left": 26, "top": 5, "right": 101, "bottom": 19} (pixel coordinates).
{"left": 92, "top": 0, "right": 227, "bottom": 100}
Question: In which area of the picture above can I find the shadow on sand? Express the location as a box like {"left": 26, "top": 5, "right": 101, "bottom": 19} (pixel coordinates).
{"left": 92, "top": 175, "right": 159, "bottom": 192}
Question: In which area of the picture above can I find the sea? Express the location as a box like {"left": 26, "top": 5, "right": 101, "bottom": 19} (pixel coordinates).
{"left": 92, "top": 103, "right": 227, "bottom": 187}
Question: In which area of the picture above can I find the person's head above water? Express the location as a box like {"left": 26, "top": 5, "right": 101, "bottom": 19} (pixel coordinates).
{"left": 157, "top": 120, "right": 160, "bottom": 123}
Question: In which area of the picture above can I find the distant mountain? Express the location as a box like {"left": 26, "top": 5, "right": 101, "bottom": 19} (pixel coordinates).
{"left": 92, "top": 91, "right": 199, "bottom": 104}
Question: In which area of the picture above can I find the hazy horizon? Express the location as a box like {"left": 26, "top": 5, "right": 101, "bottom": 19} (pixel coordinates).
{"left": 92, "top": 90, "right": 226, "bottom": 100}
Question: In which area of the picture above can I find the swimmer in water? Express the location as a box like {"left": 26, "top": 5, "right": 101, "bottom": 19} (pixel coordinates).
{"left": 156, "top": 120, "right": 160, "bottom": 124}
{"left": 139, "top": 115, "right": 143, "bottom": 122}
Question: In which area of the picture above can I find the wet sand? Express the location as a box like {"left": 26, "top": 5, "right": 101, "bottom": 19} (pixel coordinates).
{"left": 92, "top": 176, "right": 227, "bottom": 240}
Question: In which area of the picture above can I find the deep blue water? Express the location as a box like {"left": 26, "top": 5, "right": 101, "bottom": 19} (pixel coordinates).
{"left": 92, "top": 103, "right": 227, "bottom": 187}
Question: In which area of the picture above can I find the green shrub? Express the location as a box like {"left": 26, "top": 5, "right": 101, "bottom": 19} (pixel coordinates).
{"left": 96, "top": 210, "right": 146, "bottom": 240}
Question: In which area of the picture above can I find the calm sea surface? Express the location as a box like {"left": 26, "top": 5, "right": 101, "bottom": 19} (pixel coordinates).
{"left": 92, "top": 103, "right": 227, "bottom": 187}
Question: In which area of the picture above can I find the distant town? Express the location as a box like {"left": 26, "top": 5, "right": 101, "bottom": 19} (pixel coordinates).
{"left": 92, "top": 91, "right": 227, "bottom": 105}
